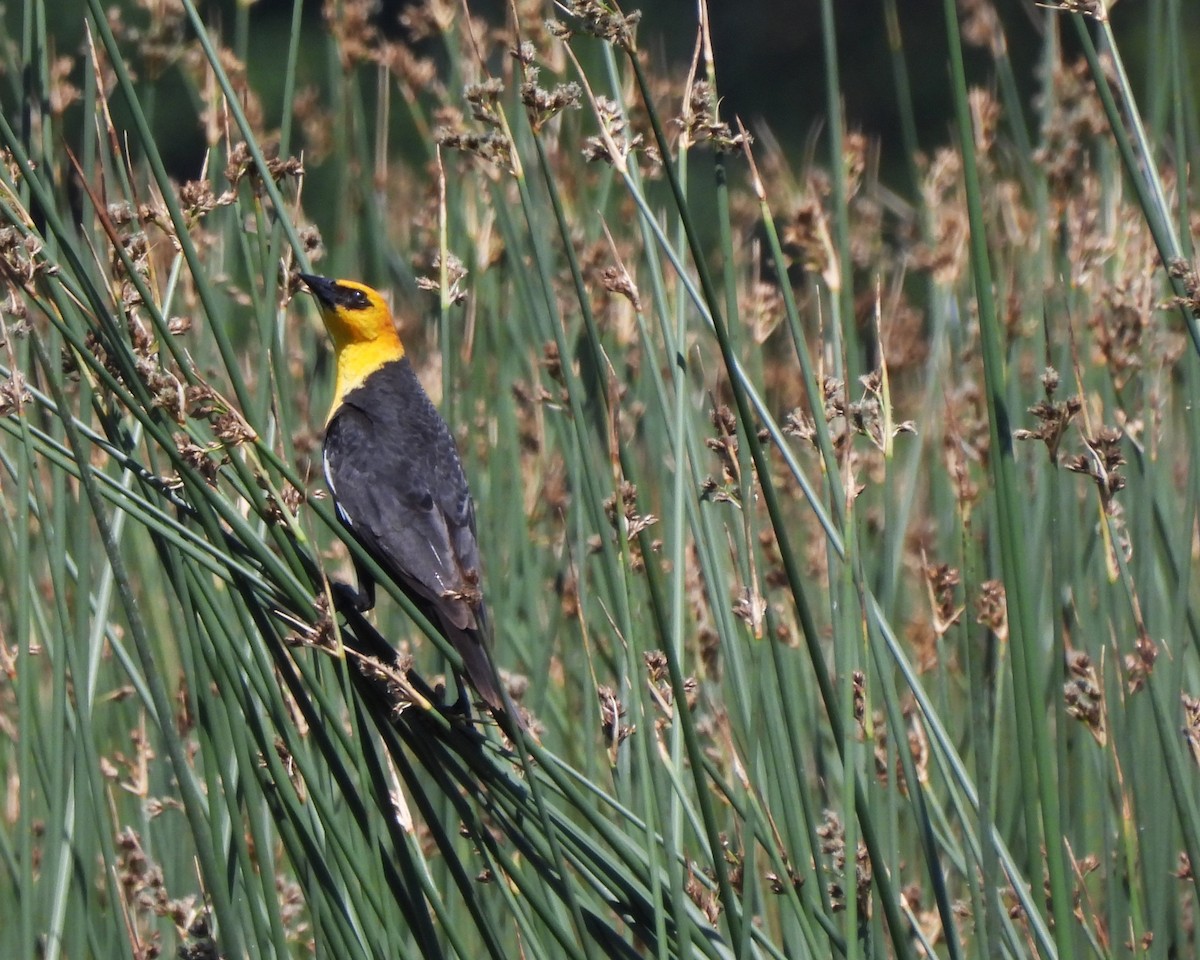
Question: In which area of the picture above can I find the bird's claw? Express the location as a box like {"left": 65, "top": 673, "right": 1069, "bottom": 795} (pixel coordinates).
{"left": 331, "top": 580, "right": 372, "bottom": 614}
{"left": 432, "top": 678, "right": 474, "bottom": 722}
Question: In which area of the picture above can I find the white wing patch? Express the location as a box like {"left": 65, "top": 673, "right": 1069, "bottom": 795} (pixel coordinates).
{"left": 324, "top": 449, "right": 356, "bottom": 529}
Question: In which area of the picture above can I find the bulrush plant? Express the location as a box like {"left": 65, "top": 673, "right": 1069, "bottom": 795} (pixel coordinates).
{"left": 1, "top": 0, "right": 1199, "bottom": 957}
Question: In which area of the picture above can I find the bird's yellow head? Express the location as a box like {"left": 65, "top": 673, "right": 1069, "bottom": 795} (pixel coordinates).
{"left": 299, "top": 274, "right": 405, "bottom": 420}
{"left": 299, "top": 274, "right": 403, "bottom": 354}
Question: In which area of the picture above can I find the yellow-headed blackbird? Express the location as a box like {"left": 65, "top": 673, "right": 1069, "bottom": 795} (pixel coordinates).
{"left": 299, "top": 274, "right": 504, "bottom": 713}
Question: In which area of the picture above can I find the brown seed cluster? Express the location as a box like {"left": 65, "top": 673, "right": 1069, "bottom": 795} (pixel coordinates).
{"left": 1014, "top": 367, "right": 1082, "bottom": 463}
{"left": 114, "top": 826, "right": 204, "bottom": 956}
{"left": 1169, "top": 258, "right": 1200, "bottom": 315}
{"left": 1063, "top": 426, "right": 1126, "bottom": 513}
{"left": 1035, "top": 57, "right": 1110, "bottom": 201}
{"left": 677, "top": 80, "right": 751, "bottom": 154}
{"left": 914, "top": 149, "right": 968, "bottom": 285}
{"left": 975, "top": 580, "right": 1007, "bottom": 642}
{"left": 597, "top": 683, "right": 633, "bottom": 752}
{"left": 515, "top": 45, "right": 582, "bottom": 133}
{"left": 643, "top": 650, "right": 698, "bottom": 732}
{"left": 0, "top": 370, "right": 30, "bottom": 417}
{"left": 414, "top": 253, "right": 469, "bottom": 306}
{"left": 817, "top": 809, "right": 872, "bottom": 917}
{"left": 1184, "top": 694, "right": 1200, "bottom": 768}
{"left": 551, "top": 1, "right": 642, "bottom": 50}
{"left": 1042, "top": 0, "right": 1106, "bottom": 18}
{"left": 784, "top": 371, "right": 914, "bottom": 464}
{"left": 0, "top": 226, "right": 53, "bottom": 288}
{"left": 435, "top": 80, "right": 514, "bottom": 172}
{"left": 959, "top": 0, "right": 1004, "bottom": 57}
{"left": 701, "top": 404, "right": 743, "bottom": 503}
{"left": 684, "top": 864, "right": 721, "bottom": 925}
{"left": 873, "top": 701, "right": 930, "bottom": 797}
{"left": 1064, "top": 650, "right": 1106, "bottom": 745}
{"left": 223, "top": 141, "right": 304, "bottom": 195}
{"left": 602, "top": 480, "right": 659, "bottom": 569}
{"left": 581, "top": 96, "right": 644, "bottom": 166}
{"left": 1123, "top": 632, "right": 1158, "bottom": 695}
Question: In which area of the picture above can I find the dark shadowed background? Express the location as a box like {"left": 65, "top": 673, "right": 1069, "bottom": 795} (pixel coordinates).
{"left": 17, "top": 0, "right": 1198, "bottom": 190}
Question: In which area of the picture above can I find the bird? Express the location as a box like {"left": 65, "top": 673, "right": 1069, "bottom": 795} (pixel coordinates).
{"left": 298, "top": 273, "right": 506, "bottom": 717}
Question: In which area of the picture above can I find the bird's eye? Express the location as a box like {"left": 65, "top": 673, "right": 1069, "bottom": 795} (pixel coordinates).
{"left": 339, "top": 288, "right": 370, "bottom": 310}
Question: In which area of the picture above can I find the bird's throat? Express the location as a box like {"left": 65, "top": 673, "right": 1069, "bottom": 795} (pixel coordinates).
{"left": 327, "top": 336, "right": 405, "bottom": 423}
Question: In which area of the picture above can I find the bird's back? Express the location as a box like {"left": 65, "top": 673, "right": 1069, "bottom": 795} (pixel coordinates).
{"left": 323, "top": 358, "right": 502, "bottom": 707}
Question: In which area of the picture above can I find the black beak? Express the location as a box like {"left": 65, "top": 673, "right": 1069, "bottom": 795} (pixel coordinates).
{"left": 298, "top": 273, "right": 339, "bottom": 308}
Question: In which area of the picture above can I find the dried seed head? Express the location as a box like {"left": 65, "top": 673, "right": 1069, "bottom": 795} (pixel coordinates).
{"left": 1034, "top": 58, "right": 1109, "bottom": 198}
{"left": 960, "top": 0, "right": 1004, "bottom": 56}
{"left": 597, "top": 684, "right": 633, "bottom": 747}
{"left": 684, "top": 865, "right": 721, "bottom": 925}
{"left": 1169, "top": 258, "right": 1200, "bottom": 313}
{"left": 0, "top": 371, "right": 31, "bottom": 417}
{"left": 48, "top": 55, "right": 81, "bottom": 116}
{"left": 975, "top": 580, "right": 1007, "bottom": 639}
{"left": 1064, "top": 650, "right": 1106, "bottom": 745}
{"left": 598, "top": 264, "right": 641, "bottom": 311}
{"left": 224, "top": 141, "right": 252, "bottom": 187}
{"left": 293, "top": 86, "right": 334, "bottom": 163}
{"left": 1184, "top": 694, "right": 1200, "bottom": 768}
{"left": 519, "top": 64, "right": 581, "bottom": 132}
{"left": 414, "top": 253, "right": 468, "bottom": 306}
{"left": 465, "top": 78, "right": 506, "bottom": 127}
{"left": 178, "top": 179, "right": 233, "bottom": 220}
{"left": 1042, "top": 0, "right": 1106, "bottom": 18}
{"left": 1064, "top": 425, "right": 1126, "bottom": 510}
{"left": 541, "top": 340, "right": 564, "bottom": 385}
{"left": 582, "top": 96, "right": 642, "bottom": 166}
{"left": 1014, "top": 369, "right": 1081, "bottom": 463}
{"left": 1124, "top": 633, "right": 1157, "bottom": 694}
{"left": 324, "top": 0, "right": 381, "bottom": 68}
{"left": 0, "top": 226, "right": 52, "bottom": 284}
{"left": 968, "top": 87, "right": 1001, "bottom": 158}
{"left": 914, "top": 149, "right": 968, "bottom": 285}
{"left": 782, "top": 196, "right": 834, "bottom": 280}
{"left": 925, "top": 563, "right": 963, "bottom": 636}
{"left": 602, "top": 481, "right": 658, "bottom": 551}
{"left": 435, "top": 119, "right": 514, "bottom": 171}
{"left": 557, "top": 1, "right": 641, "bottom": 48}
{"left": 1174, "top": 853, "right": 1193, "bottom": 881}
{"left": 677, "top": 80, "right": 751, "bottom": 153}
{"left": 644, "top": 650, "right": 668, "bottom": 684}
